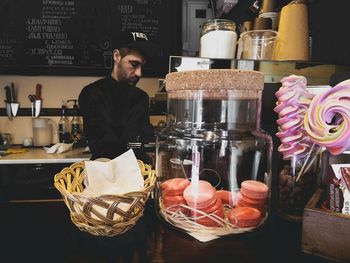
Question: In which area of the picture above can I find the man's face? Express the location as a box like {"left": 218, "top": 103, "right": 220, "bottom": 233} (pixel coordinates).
{"left": 114, "top": 49, "right": 146, "bottom": 86}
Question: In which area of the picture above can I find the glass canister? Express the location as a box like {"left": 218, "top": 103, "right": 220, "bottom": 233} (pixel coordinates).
{"left": 276, "top": 150, "right": 319, "bottom": 221}
{"left": 200, "top": 19, "right": 237, "bottom": 59}
{"left": 155, "top": 69, "right": 273, "bottom": 238}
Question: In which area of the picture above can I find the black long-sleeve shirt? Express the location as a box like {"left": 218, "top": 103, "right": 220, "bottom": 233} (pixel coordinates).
{"left": 78, "top": 76, "right": 154, "bottom": 160}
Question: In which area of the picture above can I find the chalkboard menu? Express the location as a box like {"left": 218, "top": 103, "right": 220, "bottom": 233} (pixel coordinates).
{"left": 0, "top": 0, "right": 182, "bottom": 77}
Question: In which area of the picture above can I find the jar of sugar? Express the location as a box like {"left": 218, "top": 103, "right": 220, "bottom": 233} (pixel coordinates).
{"left": 200, "top": 19, "right": 237, "bottom": 59}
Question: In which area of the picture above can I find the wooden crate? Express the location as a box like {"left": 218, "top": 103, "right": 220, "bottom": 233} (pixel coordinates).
{"left": 302, "top": 188, "right": 350, "bottom": 263}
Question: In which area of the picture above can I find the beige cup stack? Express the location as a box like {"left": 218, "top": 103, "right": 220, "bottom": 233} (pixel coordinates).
{"left": 273, "top": 1, "right": 310, "bottom": 61}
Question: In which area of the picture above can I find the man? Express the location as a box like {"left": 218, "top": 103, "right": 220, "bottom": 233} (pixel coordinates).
{"left": 79, "top": 31, "right": 158, "bottom": 161}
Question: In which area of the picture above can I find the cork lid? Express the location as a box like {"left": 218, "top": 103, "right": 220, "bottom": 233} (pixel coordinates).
{"left": 165, "top": 69, "right": 264, "bottom": 91}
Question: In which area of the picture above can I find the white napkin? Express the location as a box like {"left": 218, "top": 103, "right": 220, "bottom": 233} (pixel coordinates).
{"left": 79, "top": 149, "right": 144, "bottom": 220}
{"left": 188, "top": 232, "right": 220, "bottom": 242}
{"left": 83, "top": 149, "right": 144, "bottom": 196}
{"left": 44, "top": 143, "right": 74, "bottom": 154}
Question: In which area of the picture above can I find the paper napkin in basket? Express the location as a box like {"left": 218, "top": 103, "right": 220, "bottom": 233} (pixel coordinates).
{"left": 44, "top": 143, "right": 74, "bottom": 154}
{"left": 81, "top": 149, "right": 144, "bottom": 220}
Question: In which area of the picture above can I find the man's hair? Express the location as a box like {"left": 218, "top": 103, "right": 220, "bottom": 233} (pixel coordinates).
{"left": 119, "top": 47, "right": 141, "bottom": 58}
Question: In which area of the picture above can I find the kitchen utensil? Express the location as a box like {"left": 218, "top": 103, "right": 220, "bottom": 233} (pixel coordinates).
{"left": 34, "top": 99, "right": 42, "bottom": 117}
{"left": 28, "top": 93, "right": 41, "bottom": 118}
{"left": 35, "top": 84, "right": 42, "bottom": 117}
{"left": 35, "top": 84, "right": 42, "bottom": 100}
{"left": 4, "top": 83, "right": 19, "bottom": 118}
{"left": 4, "top": 102, "right": 12, "bottom": 119}
{"left": 28, "top": 94, "right": 36, "bottom": 117}
{"left": 4, "top": 85, "right": 13, "bottom": 119}
{"left": 10, "top": 102, "right": 19, "bottom": 117}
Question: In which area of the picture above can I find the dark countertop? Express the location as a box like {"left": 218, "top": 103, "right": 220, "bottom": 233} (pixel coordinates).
{"left": 0, "top": 200, "right": 336, "bottom": 263}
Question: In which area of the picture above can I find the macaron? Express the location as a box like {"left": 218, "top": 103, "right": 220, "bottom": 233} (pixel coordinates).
{"left": 195, "top": 207, "right": 225, "bottom": 227}
{"left": 183, "top": 180, "right": 216, "bottom": 209}
{"left": 237, "top": 200, "right": 266, "bottom": 217}
{"left": 192, "top": 197, "right": 225, "bottom": 227}
{"left": 160, "top": 178, "right": 191, "bottom": 196}
{"left": 191, "top": 196, "right": 224, "bottom": 216}
{"left": 162, "top": 194, "right": 189, "bottom": 214}
{"left": 239, "top": 192, "right": 266, "bottom": 207}
{"left": 162, "top": 193, "right": 186, "bottom": 205}
{"left": 240, "top": 180, "right": 268, "bottom": 200}
{"left": 228, "top": 207, "right": 262, "bottom": 228}
{"left": 216, "top": 190, "right": 240, "bottom": 207}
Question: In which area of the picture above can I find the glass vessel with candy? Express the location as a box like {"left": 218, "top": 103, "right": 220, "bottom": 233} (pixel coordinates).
{"left": 274, "top": 75, "right": 322, "bottom": 221}
{"left": 155, "top": 70, "right": 273, "bottom": 239}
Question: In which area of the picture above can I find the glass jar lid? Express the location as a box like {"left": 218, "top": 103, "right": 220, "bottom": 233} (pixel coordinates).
{"left": 165, "top": 69, "right": 264, "bottom": 92}
{"left": 201, "top": 19, "right": 236, "bottom": 36}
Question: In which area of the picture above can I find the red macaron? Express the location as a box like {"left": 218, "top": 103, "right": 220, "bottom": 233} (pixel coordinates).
{"left": 192, "top": 197, "right": 225, "bottom": 227}
{"left": 240, "top": 180, "right": 268, "bottom": 200}
{"left": 160, "top": 178, "right": 191, "bottom": 196}
{"left": 183, "top": 180, "right": 216, "bottom": 209}
{"left": 216, "top": 190, "right": 240, "bottom": 207}
{"left": 228, "top": 207, "right": 262, "bottom": 228}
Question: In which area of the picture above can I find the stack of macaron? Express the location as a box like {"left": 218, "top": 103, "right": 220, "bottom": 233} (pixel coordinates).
{"left": 183, "top": 180, "right": 224, "bottom": 227}
{"left": 160, "top": 178, "right": 269, "bottom": 229}
{"left": 237, "top": 180, "right": 268, "bottom": 217}
{"left": 160, "top": 178, "right": 191, "bottom": 214}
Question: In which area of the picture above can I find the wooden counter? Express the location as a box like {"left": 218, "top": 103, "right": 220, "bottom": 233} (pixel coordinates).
{"left": 0, "top": 147, "right": 91, "bottom": 164}
{"left": 0, "top": 200, "right": 337, "bottom": 263}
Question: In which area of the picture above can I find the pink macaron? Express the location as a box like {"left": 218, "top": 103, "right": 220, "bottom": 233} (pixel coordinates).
{"left": 228, "top": 207, "right": 261, "bottom": 228}
{"left": 160, "top": 178, "right": 191, "bottom": 196}
{"left": 195, "top": 208, "right": 225, "bottom": 227}
{"left": 192, "top": 197, "right": 224, "bottom": 227}
{"left": 191, "top": 196, "right": 223, "bottom": 216}
{"left": 216, "top": 190, "right": 240, "bottom": 207}
{"left": 183, "top": 180, "right": 216, "bottom": 209}
{"left": 240, "top": 180, "right": 268, "bottom": 200}
{"left": 162, "top": 194, "right": 189, "bottom": 214}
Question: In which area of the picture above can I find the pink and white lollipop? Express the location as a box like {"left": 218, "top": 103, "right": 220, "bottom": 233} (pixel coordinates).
{"left": 304, "top": 80, "right": 350, "bottom": 155}
{"left": 274, "top": 75, "right": 315, "bottom": 160}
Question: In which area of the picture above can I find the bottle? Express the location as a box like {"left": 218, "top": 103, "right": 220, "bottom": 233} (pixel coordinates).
{"left": 58, "top": 101, "right": 71, "bottom": 143}
{"left": 68, "top": 100, "right": 82, "bottom": 143}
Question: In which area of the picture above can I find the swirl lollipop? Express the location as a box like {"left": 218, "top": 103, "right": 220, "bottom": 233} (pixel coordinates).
{"left": 274, "top": 75, "right": 314, "bottom": 160}
{"left": 304, "top": 80, "right": 350, "bottom": 155}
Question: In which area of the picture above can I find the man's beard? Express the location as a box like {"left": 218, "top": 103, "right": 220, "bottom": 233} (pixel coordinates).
{"left": 117, "top": 67, "right": 139, "bottom": 86}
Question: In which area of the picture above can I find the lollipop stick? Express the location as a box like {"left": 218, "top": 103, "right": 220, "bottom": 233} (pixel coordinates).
{"left": 295, "top": 144, "right": 323, "bottom": 183}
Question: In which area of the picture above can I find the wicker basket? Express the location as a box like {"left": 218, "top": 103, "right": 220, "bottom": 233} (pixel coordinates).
{"left": 54, "top": 159, "right": 156, "bottom": 237}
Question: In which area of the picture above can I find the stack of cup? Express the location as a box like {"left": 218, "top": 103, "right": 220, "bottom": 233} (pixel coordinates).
{"left": 258, "top": 0, "right": 278, "bottom": 30}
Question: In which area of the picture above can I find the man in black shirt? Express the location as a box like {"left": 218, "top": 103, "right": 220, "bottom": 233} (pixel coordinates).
{"left": 79, "top": 31, "right": 157, "bottom": 161}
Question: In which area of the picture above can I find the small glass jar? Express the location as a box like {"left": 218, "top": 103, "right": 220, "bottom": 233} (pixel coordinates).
{"left": 156, "top": 70, "right": 273, "bottom": 238}
{"left": 276, "top": 150, "right": 319, "bottom": 221}
{"left": 200, "top": 19, "right": 237, "bottom": 59}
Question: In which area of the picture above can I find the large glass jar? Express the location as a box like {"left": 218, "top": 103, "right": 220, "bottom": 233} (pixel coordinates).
{"left": 200, "top": 19, "right": 237, "bottom": 59}
{"left": 155, "top": 70, "right": 273, "bottom": 239}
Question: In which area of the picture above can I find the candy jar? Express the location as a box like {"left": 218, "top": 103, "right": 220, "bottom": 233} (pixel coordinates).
{"left": 274, "top": 75, "right": 319, "bottom": 221}
{"left": 276, "top": 150, "right": 319, "bottom": 221}
{"left": 155, "top": 69, "right": 273, "bottom": 239}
